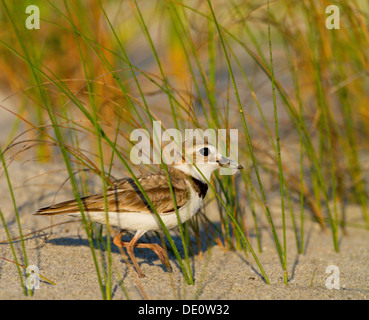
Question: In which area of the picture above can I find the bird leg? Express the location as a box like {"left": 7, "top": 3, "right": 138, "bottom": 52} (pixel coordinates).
{"left": 114, "top": 230, "right": 146, "bottom": 278}
{"left": 113, "top": 230, "right": 172, "bottom": 278}
{"left": 134, "top": 242, "right": 172, "bottom": 273}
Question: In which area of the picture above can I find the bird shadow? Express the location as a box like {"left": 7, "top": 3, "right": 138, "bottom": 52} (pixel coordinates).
{"left": 46, "top": 231, "right": 195, "bottom": 275}
{"left": 45, "top": 220, "right": 268, "bottom": 287}
{"left": 45, "top": 222, "right": 225, "bottom": 279}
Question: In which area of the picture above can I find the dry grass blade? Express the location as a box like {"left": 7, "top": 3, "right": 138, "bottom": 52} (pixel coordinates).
{"left": 0, "top": 256, "right": 56, "bottom": 286}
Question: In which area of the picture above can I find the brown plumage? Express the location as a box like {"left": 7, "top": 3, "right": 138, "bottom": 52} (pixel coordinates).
{"left": 35, "top": 167, "right": 207, "bottom": 216}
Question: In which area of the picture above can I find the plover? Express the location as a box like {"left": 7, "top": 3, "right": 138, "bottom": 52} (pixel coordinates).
{"left": 35, "top": 140, "right": 243, "bottom": 278}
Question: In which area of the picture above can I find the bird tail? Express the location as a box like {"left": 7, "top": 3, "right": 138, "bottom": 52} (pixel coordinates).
{"left": 35, "top": 198, "right": 83, "bottom": 216}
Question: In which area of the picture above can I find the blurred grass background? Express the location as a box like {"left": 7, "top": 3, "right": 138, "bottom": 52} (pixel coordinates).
{"left": 0, "top": 0, "right": 369, "bottom": 297}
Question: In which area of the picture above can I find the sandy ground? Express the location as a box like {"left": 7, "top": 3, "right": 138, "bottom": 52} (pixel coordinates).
{"left": 0, "top": 160, "right": 369, "bottom": 300}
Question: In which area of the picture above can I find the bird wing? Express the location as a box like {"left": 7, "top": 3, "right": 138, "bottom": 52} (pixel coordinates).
{"left": 35, "top": 169, "right": 189, "bottom": 216}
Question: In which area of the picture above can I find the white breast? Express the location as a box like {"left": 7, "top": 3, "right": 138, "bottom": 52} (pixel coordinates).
{"left": 160, "top": 180, "right": 203, "bottom": 230}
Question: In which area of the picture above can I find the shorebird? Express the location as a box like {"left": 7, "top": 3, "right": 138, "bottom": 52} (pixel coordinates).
{"left": 35, "top": 140, "right": 243, "bottom": 278}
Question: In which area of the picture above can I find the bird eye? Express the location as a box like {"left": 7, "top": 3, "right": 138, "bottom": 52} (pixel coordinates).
{"left": 199, "top": 147, "right": 210, "bottom": 156}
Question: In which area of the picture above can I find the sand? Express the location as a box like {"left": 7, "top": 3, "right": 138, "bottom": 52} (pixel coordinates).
{"left": 1, "top": 160, "right": 369, "bottom": 300}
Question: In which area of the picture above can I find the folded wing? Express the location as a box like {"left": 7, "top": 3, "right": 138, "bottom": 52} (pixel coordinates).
{"left": 35, "top": 169, "right": 189, "bottom": 216}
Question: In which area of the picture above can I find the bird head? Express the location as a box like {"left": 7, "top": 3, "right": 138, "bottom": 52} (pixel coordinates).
{"left": 172, "top": 138, "right": 243, "bottom": 182}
